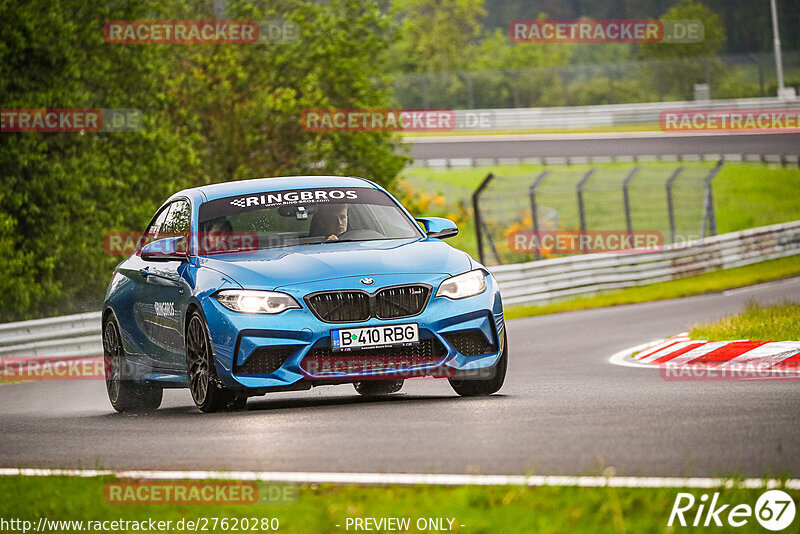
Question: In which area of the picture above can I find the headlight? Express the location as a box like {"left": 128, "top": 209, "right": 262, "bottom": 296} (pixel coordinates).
{"left": 215, "top": 290, "right": 301, "bottom": 314}
{"left": 435, "top": 269, "right": 487, "bottom": 299}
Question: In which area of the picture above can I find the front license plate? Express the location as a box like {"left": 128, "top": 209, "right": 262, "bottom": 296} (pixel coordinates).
{"left": 331, "top": 323, "right": 419, "bottom": 351}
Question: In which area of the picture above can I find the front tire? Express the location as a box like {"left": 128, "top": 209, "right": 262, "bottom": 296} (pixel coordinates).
{"left": 353, "top": 380, "right": 404, "bottom": 396}
{"left": 186, "top": 312, "right": 245, "bottom": 413}
{"left": 103, "top": 317, "right": 162, "bottom": 413}
{"left": 449, "top": 333, "right": 507, "bottom": 397}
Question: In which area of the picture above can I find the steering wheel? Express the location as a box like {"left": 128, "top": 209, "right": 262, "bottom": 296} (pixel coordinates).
{"left": 337, "top": 229, "right": 384, "bottom": 240}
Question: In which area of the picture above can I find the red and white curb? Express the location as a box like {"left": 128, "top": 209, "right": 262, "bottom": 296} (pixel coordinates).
{"left": 609, "top": 334, "right": 800, "bottom": 376}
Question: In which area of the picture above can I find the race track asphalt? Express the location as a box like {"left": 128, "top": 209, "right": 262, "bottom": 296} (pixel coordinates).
{"left": 407, "top": 132, "right": 800, "bottom": 161}
{"left": 2, "top": 277, "right": 799, "bottom": 477}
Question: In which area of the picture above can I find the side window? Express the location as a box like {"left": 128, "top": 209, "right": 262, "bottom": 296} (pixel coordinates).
{"left": 160, "top": 200, "right": 191, "bottom": 253}
{"left": 139, "top": 205, "right": 172, "bottom": 252}
{"left": 139, "top": 200, "right": 191, "bottom": 253}
{"left": 161, "top": 200, "right": 191, "bottom": 236}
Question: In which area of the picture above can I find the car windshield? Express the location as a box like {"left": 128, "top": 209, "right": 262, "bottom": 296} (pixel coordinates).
{"left": 197, "top": 187, "right": 423, "bottom": 254}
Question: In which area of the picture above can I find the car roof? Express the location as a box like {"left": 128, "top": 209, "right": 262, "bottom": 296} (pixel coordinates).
{"left": 178, "top": 176, "right": 379, "bottom": 203}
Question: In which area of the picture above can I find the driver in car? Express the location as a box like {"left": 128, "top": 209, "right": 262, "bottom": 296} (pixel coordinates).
{"left": 202, "top": 217, "right": 233, "bottom": 253}
{"left": 309, "top": 204, "right": 348, "bottom": 241}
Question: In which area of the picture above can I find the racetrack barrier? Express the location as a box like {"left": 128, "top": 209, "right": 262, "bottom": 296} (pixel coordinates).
{"left": 0, "top": 312, "right": 101, "bottom": 362}
{"left": 490, "top": 220, "right": 800, "bottom": 306}
{"left": 410, "top": 153, "right": 800, "bottom": 169}
{"left": 0, "top": 221, "right": 799, "bottom": 360}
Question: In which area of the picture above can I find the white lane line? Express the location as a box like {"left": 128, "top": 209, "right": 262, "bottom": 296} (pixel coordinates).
{"left": 633, "top": 339, "right": 679, "bottom": 360}
{"left": 608, "top": 342, "right": 667, "bottom": 369}
{"left": 721, "top": 277, "right": 800, "bottom": 296}
{"left": 633, "top": 332, "right": 690, "bottom": 360}
{"left": 0, "top": 468, "right": 797, "bottom": 490}
{"left": 638, "top": 340, "right": 696, "bottom": 364}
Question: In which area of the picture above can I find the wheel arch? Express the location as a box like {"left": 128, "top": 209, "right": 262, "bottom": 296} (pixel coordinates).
{"left": 101, "top": 305, "right": 125, "bottom": 353}
{"left": 102, "top": 305, "right": 117, "bottom": 326}
{"left": 183, "top": 299, "right": 223, "bottom": 375}
{"left": 184, "top": 301, "right": 203, "bottom": 334}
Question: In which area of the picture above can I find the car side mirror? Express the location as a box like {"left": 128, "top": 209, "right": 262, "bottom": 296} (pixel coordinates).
{"left": 416, "top": 217, "right": 458, "bottom": 239}
{"left": 140, "top": 236, "right": 189, "bottom": 261}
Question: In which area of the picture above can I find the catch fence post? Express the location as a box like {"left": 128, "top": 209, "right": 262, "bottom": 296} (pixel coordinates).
{"left": 576, "top": 169, "right": 596, "bottom": 253}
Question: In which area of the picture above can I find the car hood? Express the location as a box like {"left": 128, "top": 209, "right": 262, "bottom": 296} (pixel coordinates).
{"left": 198, "top": 238, "right": 473, "bottom": 290}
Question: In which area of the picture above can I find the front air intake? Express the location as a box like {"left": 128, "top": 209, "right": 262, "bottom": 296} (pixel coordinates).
{"left": 442, "top": 330, "right": 496, "bottom": 356}
{"left": 235, "top": 346, "right": 294, "bottom": 375}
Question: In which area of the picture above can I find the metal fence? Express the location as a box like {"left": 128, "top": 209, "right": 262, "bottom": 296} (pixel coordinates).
{"left": 473, "top": 162, "right": 722, "bottom": 266}
{"left": 412, "top": 153, "right": 800, "bottom": 169}
{"left": 401, "top": 96, "right": 800, "bottom": 133}
{"left": 491, "top": 220, "right": 800, "bottom": 307}
{"left": 0, "top": 312, "right": 101, "bottom": 361}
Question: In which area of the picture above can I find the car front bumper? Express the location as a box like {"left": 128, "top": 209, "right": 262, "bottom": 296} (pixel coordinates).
{"left": 200, "top": 272, "right": 506, "bottom": 390}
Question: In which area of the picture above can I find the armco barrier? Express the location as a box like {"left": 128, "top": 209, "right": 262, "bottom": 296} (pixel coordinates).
{"left": 0, "top": 221, "right": 799, "bottom": 361}
{"left": 411, "top": 153, "right": 800, "bottom": 169}
{"left": 0, "top": 312, "right": 101, "bottom": 361}
{"left": 491, "top": 220, "right": 800, "bottom": 306}
{"left": 449, "top": 96, "right": 800, "bottom": 131}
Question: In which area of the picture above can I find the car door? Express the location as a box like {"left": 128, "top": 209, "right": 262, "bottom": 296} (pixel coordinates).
{"left": 131, "top": 199, "right": 193, "bottom": 369}
{"left": 115, "top": 203, "right": 170, "bottom": 362}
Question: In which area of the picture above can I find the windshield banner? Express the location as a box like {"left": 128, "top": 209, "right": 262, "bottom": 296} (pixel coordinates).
{"left": 199, "top": 187, "right": 391, "bottom": 222}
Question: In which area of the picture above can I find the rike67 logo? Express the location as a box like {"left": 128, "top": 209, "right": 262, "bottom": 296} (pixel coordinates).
{"left": 668, "top": 490, "right": 796, "bottom": 530}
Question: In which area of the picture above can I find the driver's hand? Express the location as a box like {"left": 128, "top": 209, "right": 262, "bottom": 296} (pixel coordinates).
{"left": 326, "top": 234, "right": 338, "bottom": 241}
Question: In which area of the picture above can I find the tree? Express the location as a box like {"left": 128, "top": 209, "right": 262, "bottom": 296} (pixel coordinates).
{"left": 0, "top": 0, "right": 199, "bottom": 321}
{"left": 170, "top": 0, "right": 407, "bottom": 183}
{"left": 390, "top": 0, "right": 487, "bottom": 74}
{"left": 640, "top": 0, "right": 726, "bottom": 60}
{"left": 639, "top": 0, "right": 727, "bottom": 100}
{"left": 0, "top": 0, "right": 406, "bottom": 321}
{"left": 467, "top": 26, "right": 572, "bottom": 107}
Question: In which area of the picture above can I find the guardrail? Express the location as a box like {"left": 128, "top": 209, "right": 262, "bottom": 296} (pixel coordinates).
{"left": 490, "top": 220, "right": 800, "bottom": 307}
{"left": 447, "top": 96, "right": 800, "bottom": 131}
{"left": 1, "top": 220, "right": 799, "bottom": 360}
{"left": 0, "top": 312, "right": 101, "bottom": 361}
{"left": 411, "top": 153, "right": 800, "bottom": 169}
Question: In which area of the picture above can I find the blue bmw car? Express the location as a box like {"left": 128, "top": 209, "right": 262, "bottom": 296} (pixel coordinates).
{"left": 102, "top": 176, "right": 507, "bottom": 412}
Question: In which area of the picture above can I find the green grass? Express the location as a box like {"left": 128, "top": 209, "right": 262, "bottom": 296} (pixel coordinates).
{"left": 403, "top": 161, "right": 721, "bottom": 260}
{"left": 504, "top": 254, "right": 800, "bottom": 320}
{"left": 690, "top": 302, "right": 800, "bottom": 341}
{"left": 714, "top": 164, "right": 800, "bottom": 233}
{"left": 404, "top": 161, "right": 800, "bottom": 245}
{"left": 402, "top": 161, "right": 724, "bottom": 192}
{"left": 401, "top": 162, "right": 800, "bottom": 320}
{"left": 1, "top": 475, "right": 797, "bottom": 533}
